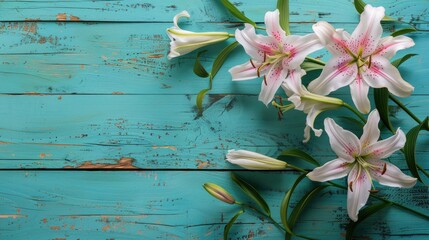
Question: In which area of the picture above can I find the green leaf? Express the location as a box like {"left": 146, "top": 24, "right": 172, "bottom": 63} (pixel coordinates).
{"left": 196, "top": 41, "right": 238, "bottom": 116}
{"left": 211, "top": 41, "right": 239, "bottom": 80}
{"left": 374, "top": 88, "right": 395, "bottom": 133}
{"left": 391, "top": 27, "right": 417, "bottom": 37}
{"left": 353, "top": 0, "right": 365, "bottom": 14}
{"left": 276, "top": 0, "right": 291, "bottom": 35}
{"left": 353, "top": 0, "right": 395, "bottom": 21}
{"left": 196, "top": 88, "right": 210, "bottom": 115}
{"left": 279, "top": 149, "right": 320, "bottom": 167}
{"left": 193, "top": 51, "right": 209, "bottom": 78}
{"left": 231, "top": 173, "right": 271, "bottom": 216}
{"left": 391, "top": 54, "right": 417, "bottom": 68}
{"left": 286, "top": 185, "right": 329, "bottom": 240}
{"left": 220, "top": 0, "right": 256, "bottom": 26}
{"left": 404, "top": 117, "right": 429, "bottom": 182}
{"left": 224, "top": 209, "right": 245, "bottom": 240}
{"left": 280, "top": 173, "right": 307, "bottom": 236}
{"left": 346, "top": 202, "right": 393, "bottom": 240}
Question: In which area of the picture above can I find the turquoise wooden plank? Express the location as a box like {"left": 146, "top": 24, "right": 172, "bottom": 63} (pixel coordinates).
{"left": 0, "top": 94, "right": 426, "bottom": 169}
{"left": 0, "top": 171, "right": 427, "bottom": 239}
{"left": 0, "top": 0, "right": 426, "bottom": 24}
{"left": 0, "top": 22, "right": 427, "bottom": 95}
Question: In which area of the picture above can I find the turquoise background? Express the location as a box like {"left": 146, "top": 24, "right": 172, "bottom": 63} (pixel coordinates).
{"left": 0, "top": 0, "right": 427, "bottom": 239}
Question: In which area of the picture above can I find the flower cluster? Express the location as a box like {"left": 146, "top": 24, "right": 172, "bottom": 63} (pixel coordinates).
{"left": 166, "top": 4, "right": 419, "bottom": 223}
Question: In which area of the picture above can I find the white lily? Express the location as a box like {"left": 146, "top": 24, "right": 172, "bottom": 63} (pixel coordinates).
{"left": 229, "top": 9, "right": 323, "bottom": 105}
{"left": 307, "top": 110, "right": 417, "bottom": 221}
{"left": 166, "top": 11, "right": 231, "bottom": 59}
{"left": 281, "top": 69, "right": 344, "bottom": 143}
{"left": 226, "top": 149, "right": 287, "bottom": 170}
{"left": 308, "top": 5, "right": 414, "bottom": 114}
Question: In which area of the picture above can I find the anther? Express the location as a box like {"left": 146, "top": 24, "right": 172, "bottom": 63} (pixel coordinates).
{"left": 264, "top": 75, "right": 267, "bottom": 85}
{"left": 349, "top": 181, "right": 354, "bottom": 192}
{"left": 367, "top": 55, "right": 372, "bottom": 69}
{"left": 263, "top": 52, "right": 267, "bottom": 62}
{"left": 381, "top": 163, "right": 387, "bottom": 175}
{"left": 369, "top": 189, "right": 379, "bottom": 193}
{"left": 249, "top": 59, "right": 256, "bottom": 68}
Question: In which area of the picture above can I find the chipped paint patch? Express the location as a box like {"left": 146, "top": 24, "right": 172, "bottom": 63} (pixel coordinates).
{"left": 65, "top": 157, "right": 138, "bottom": 169}
{"left": 56, "top": 13, "right": 67, "bottom": 21}
{"left": 69, "top": 15, "right": 81, "bottom": 21}
{"left": 195, "top": 160, "right": 210, "bottom": 169}
{"left": 152, "top": 145, "right": 177, "bottom": 151}
{"left": 0, "top": 214, "right": 26, "bottom": 219}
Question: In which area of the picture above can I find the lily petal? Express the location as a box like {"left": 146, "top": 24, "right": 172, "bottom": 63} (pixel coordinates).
{"left": 308, "top": 56, "right": 357, "bottom": 95}
{"left": 347, "top": 164, "right": 371, "bottom": 222}
{"left": 349, "top": 5, "right": 384, "bottom": 56}
{"left": 307, "top": 158, "right": 351, "bottom": 182}
{"left": 350, "top": 74, "right": 371, "bottom": 114}
{"left": 258, "top": 62, "right": 289, "bottom": 105}
{"left": 229, "top": 60, "right": 267, "bottom": 81}
{"left": 265, "top": 10, "right": 286, "bottom": 43}
{"left": 312, "top": 21, "right": 351, "bottom": 56}
{"left": 360, "top": 109, "right": 381, "bottom": 148}
{"left": 235, "top": 24, "right": 278, "bottom": 61}
{"left": 362, "top": 55, "right": 414, "bottom": 97}
{"left": 324, "top": 118, "right": 361, "bottom": 161}
{"left": 374, "top": 35, "right": 415, "bottom": 59}
{"left": 368, "top": 160, "right": 417, "bottom": 188}
{"left": 283, "top": 33, "right": 323, "bottom": 69}
{"left": 363, "top": 128, "right": 406, "bottom": 160}
{"left": 303, "top": 106, "right": 324, "bottom": 142}
{"left": 173, "top": 10, "right": 190, "bottom": 28}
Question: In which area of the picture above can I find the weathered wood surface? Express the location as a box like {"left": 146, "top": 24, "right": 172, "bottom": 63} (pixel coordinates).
{"left": 0, "top": 0, "right": 427, "bottom": 239}
{"left": 0, "top": 171, "right": 428, "bottom": 239}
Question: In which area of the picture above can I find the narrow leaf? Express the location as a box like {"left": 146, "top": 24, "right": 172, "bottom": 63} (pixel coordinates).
{"left": 391, "top": 54, "right": 417, "bottom": 68}
{"left": 276, "top": 0, "right": 291, "bottom": 35}
{"left": 196, "top": 88, "right": 210, "bottom": 115}
{"left": 220, "top": 0, "right": 256, "bottom": 26}
{"left": 374, "top": 88, "right": 395, "bottom": 133}
{"left": 196, "top": 41, "right": 238, "bottom": 116}
{"left": 404, "top": 117, "right": 429, "bottom": 182}
{"left": 353, "top": 0, "right": 395, "bottom": 21}
{"left": 346, "top": 202, "right": 393, "bottom": 240}
{"left": 231, "top": 173, "right": 271, "bottom": 216}
{"left": 211, "top": 41, "right": 239, "bottom": 80}
{"left": 279, "top": 149, "right": 320, "bottom": 167}
{"left": 391, "top": 27, "right": 417, "bottom": 37}
{"left": 224, "top": 209, "right": 245, "bottom": 240}
{"left": 286, "top": 185, "right": 329, "bottom": 240}
{"left": 353, "top": 0, "right": 365, "bottom": 14}
{"left": 280, "top": 173, "right": 307, "bottom": 236}
{"left": 193, "top": 51, "right": 209, "bottom": 78}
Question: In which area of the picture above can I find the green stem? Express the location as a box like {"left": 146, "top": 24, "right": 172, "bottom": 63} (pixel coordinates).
{"left": 417, "top": 164, "right": 429, "bottom": 178}
{"left": 254, "top": 25, "right": 266, "bottom": 30}
{"left": 304, "top": 56, "right": 326, "bottom": 66}
{"left": 342, "top": 103, "right": 367, "bottom": 123}
{"left": 388, "top": 94, "right": 422, "bottom": 125}
{"left": 287, "top": 164, "right": 307, "bottom": 173}
{"left": 238, "top": 203, "right": 286, "bottom": 232}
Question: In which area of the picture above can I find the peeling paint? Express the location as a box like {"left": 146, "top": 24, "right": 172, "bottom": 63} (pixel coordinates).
{"left": 0, "top": 214, "right": 26, "bottom": 219}
{"left": 56, "top": 13, "right": 67, "bottom": 21}
{"left": 65, "top": 157, "right": 138, "bottom": 169}
{"left": 152, "top": 145, "right": 177, "bottom": 151}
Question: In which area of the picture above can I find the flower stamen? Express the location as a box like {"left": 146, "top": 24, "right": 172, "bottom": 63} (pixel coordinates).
{"left": 250, "top": 59, "right": 256, "bottom": 68}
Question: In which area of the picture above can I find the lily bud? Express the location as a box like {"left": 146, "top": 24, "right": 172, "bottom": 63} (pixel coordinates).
{"left": 166, "top": 11, "right": 231, "bottom": 59}
{"left": 226, "top": 149, "right": 288, "bottom": 170}
{"left": 203, "top": 183, "right": 236, "bottom": 204}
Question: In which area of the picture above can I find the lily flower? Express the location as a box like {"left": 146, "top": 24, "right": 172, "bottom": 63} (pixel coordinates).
{"left": 226, "top": 149, "right": 287, "bottom": 170}
{"left": 281, "top": 69, "right": 344, "bottom": 143}
{"left": 229, "top": 9, "right": 323, "bottom": 105}
{"left": 308, "top": 5, "right": 414, "bottom": 114}
{"left": 166, "top": 11, "right": 231, "bottom": 59}
{"left": 307, "top": 109, "right": 417, "bottom": 221}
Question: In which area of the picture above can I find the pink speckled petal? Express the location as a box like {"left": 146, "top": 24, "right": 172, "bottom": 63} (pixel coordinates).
{"left": 324, "top": 118, "right": 361, "bottom": 161}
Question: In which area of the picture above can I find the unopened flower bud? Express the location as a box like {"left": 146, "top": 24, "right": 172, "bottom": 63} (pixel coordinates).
{"left": 203, "top": 183, "right": 235, "bottom": 204}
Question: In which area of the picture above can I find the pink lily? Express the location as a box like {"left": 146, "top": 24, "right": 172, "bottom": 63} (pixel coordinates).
{"left": 307, "top": 109, "right": 417, "bottom": 221}
{"left": 229, "top": 9, "right": 323, "bottom": 105}
{"left": 308, "top": 5, "right": 414, "bottom": 114}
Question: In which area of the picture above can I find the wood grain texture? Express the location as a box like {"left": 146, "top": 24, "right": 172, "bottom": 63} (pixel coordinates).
{"left": 0, "top": 0, "right": 428, "bottom": 239}
{"left": 0, "top": 171, "right": 428, "bottom": 239}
